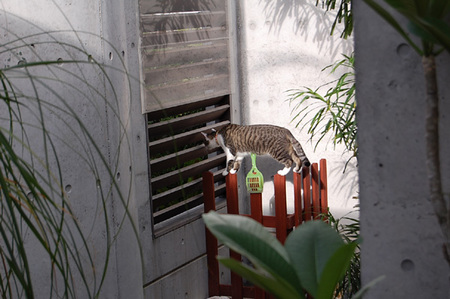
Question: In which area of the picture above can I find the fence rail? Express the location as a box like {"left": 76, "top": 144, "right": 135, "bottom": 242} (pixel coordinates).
{"left": 203, "top": 159, "right": 328, "bottom": 298}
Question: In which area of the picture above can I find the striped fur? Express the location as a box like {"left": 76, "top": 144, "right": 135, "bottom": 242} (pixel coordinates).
{"left": 202, "top": 124, "right": 310, "bottom": 176}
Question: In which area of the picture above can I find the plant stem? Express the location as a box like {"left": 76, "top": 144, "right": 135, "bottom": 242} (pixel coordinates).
{"left": 422, "top": 55, "right": 450, "bottom": 266}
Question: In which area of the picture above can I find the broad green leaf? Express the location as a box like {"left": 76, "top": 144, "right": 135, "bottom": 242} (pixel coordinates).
{"left": 218, "top": 257, "right": 304, "bottom": 299}
{"left": 202, "top": 212, "right": 301, "bottom": 293}
{"left": 317, "top": 242, "right": 358, "bottom": 299}
{"left": 284, "top": 221, "right": 344, "bottom": 298}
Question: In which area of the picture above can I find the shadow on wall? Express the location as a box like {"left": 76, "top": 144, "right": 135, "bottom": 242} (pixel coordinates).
{"left": 141, "top": 0, "right": 219, "bottom": 51}
{"left": 327, "top": 157, "right": 359, "bottom": 209}
{"left": 258, "top": 0, "right": 353, "bottom": 56}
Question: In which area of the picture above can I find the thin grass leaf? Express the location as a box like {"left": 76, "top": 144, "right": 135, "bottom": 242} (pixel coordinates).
{"left": 289, "top": 54, "right": 357, "bottom": 158}
{"left": 351, "top": 275, "right": 386, "bottom": 299}
{"left": 0, "top": 14, "right": 142, "bottom": 297}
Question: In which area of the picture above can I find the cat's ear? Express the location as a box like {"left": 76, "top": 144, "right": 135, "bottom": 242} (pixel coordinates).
{"left": 211, "top": 128, "right": 216, "bottom": 133}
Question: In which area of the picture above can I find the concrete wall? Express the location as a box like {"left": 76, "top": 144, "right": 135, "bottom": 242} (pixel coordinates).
{"left": 354, "top": 1, "right": 450, "bottom": 298}
{"left": 236, "top": 0, "right": 357, "bottom": 218}
{"left": 1, "top": 1, "right": 146, "bottom": 298}
{"left": 1, "top": 1, "right": 359, "bottom": 298}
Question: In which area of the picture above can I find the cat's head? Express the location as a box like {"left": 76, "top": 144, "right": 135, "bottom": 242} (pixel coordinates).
{"left": 201, "top": 129, "right": 219, "bottom": 150}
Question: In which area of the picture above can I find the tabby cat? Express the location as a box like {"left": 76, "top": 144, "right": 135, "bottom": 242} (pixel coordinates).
{"left": 202, "top": 124, "right": 310, "bottom": 176}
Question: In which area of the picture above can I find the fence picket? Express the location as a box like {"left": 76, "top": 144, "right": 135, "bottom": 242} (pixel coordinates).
{"left": 203, "top": 159, "right": 328, "bottom": 298}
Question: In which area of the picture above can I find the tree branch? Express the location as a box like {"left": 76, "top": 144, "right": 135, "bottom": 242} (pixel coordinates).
{"left": 422, "top": 55, "right": 450, "bottom": 266}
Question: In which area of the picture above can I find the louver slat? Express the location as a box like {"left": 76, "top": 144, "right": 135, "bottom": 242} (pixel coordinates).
{"left": 147, "top": 97, "right": 230, "bottom": 225}
{"left": 141, "top": 1, "right": 230, "bottom": 113}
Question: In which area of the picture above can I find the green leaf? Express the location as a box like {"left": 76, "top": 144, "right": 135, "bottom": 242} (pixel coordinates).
{"left": 428, "top": 0, "right": 450, "bottom": 18}
{"left": 218, "top": 257, "right": 304, "bottom": 299}
{"left": 366, "top": 0, "right": 450, "bottom": 55}
{"left": 384, "top": 0, "right": 420, "bottom": 16}
{"left": 410, "top": 17, "right": 450, "bottom": 53}
{"left": 352, "top": 275, "right": 386, "bottom": 299}
{"left": 363, "top": 0, "right": 423, "bottom": 54}
{"left": 284, "top": 221, "right": 345, "bottom": 298}
{"left": 289, "top": 53, "right": 357, "bottom": 156}
{"left": 317, "top": 242, "right": 358, "bottom": 299}
{"left": 202, "top": 212, "right": 301, "bottom": 293}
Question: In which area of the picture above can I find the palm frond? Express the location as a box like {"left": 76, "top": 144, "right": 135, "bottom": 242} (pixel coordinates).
{"left": 288, "top": 54, "right": 357, "bottom": 160}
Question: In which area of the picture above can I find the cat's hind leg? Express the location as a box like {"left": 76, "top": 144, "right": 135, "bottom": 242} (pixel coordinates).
{"left": 292, "top": 155, "right": 302, "bottom": 173}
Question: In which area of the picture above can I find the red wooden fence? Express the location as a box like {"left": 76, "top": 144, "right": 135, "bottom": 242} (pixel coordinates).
{"left": 203, "top": 159, "right": 328, "bottom": 298}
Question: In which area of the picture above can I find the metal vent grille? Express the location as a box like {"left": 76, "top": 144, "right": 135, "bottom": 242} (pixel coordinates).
{"left": 147, "top": 96, "right": 229, "bottom": 226}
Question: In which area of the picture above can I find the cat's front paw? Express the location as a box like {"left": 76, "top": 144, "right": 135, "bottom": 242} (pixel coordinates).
{"left": 230, "top": 169, "right": 237, "bottom": 174}
{"left": 222, "top": 170, "right": 229, "bottom": 176}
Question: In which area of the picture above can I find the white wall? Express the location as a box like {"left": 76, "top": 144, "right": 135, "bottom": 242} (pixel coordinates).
{"left": 236, "top": 0, "right": 357, "bottom": 218}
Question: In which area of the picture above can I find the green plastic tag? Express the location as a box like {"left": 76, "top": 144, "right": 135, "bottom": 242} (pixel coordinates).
{"left": 246, "top": 153, "right": 264, "bottom": 193}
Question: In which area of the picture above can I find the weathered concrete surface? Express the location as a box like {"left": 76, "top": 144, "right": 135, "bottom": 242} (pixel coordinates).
{"left": 354, "top": 1, "right": 450, "bottom": 298}
{"left": 0, "top": 1, "right": 146, "bottom": 298}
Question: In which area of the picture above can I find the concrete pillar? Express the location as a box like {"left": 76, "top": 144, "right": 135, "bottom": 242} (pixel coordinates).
{"left": 354, "top": 1, "right": 450, "bottom": 297}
